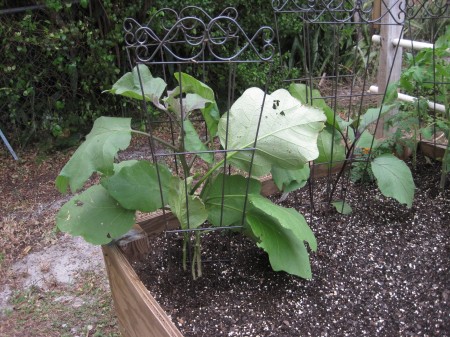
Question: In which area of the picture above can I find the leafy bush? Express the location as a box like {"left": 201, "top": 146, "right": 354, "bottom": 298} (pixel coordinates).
{"left": 1, "top": 0, "right": 367, "bottom": 149}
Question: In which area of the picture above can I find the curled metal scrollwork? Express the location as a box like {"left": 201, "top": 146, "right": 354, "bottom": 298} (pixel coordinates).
{"left": 124, "top": 6, "right": 275, "bottom": 64}
{"left": 271, "top": 0, "right": 448, "bottom": 24}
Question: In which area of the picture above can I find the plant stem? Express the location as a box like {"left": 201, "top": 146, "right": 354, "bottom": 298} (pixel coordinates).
{"left": 191, "top": 232, "right": 202, "bottom": 280}
{"left": 189, "top": 152, "right": 237, "bottom": 195}
{"left": 182, "top": 232, "right": 188, "bottom": 272}
{"left": 196, "top": 232, "right": 202, "bottom": 278}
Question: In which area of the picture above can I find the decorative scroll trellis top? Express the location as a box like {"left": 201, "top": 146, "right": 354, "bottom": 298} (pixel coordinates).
{"left": 124, "top": 6, "right": 275, "bottom": 64}
{"left": 271, "top": 0, "right": 449, "bottom": 24}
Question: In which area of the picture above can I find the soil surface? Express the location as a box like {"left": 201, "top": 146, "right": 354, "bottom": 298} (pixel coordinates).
{"left": 134, "top": 154, "right": 449, "bottom": 337}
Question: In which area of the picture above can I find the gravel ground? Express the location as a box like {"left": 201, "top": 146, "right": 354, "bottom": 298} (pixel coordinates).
{"left": 134, "top": 154, "right": 449, "bottom": 337}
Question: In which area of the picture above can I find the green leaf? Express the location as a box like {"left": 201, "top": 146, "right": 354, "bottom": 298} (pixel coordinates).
{"left": 164, "top": 93, "right": 211, "bottom": 117}
{"left": 356, "top": 104, "right": 396, "bottom": 133}
{"left": 420, "top": 126, "right": 433, "bottom": 140}
{"left": 271, "top": 165, "right": 310, "bottom": 193}
{"left": 354, "top": 130, "right": 378, "bottom": 149}
{"left": 371, "top": 154, "right": 415, "bottom": 207}
{"left": 218, "top": 88, "right": 326, "bottom": 176}
{"left": 56, "top": 117, "right": 132, "bottom": 194}
{"left": 246, "top": 195, "right": 316, "bottom": 279}
{"left": 203, "top": 174, "right": 261, "bottom": 227}
{"left": 174, "top": 73, "right": 220, "bottom": 137}
{"left": 288, "top": 83, "right": 340, "bottom": 130}
{"left": 168, "top": 178, "right": 207, "bottom": 230}
{"left": 56, "top": 185, "right": 136, "bottom": 245}
{"left": 105, "top": 64, "right": 166, "bottom": 104}
{"left": 102, "top": 160, "right": 174, "bottom": 212}
{"left": 316, "top": 124, "right": 345, "bottom": 167}
{"left": 331, "top": 200, "right": 352, "bottom": 214}
{"left": 183, "top": 120, "right": 214, "bottom": 163}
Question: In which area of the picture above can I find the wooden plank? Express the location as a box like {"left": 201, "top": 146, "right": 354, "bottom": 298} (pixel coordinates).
{"left": 102, "top": 244, "right": 184, "bottom": 337}
{"left": 420, "top": 141, "right": 447, "bottom": 161}
{"left": 137, "top": 210, "right": 179, "bottom": 235}
{"left": 311, "top": 162, "right": 345, "bottom": 178}
{"left": 375, "top": 0, "right": 404, "bottom": 138}
{"left": 116, "top": 224, "right": 151, "bottom": 262}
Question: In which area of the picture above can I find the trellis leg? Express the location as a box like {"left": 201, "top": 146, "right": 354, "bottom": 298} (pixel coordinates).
{"left": 375, "top": 0, "right": 404, "bottom": 138}
{"left": 0, "top": 129, "right": 18, "bottom": 160}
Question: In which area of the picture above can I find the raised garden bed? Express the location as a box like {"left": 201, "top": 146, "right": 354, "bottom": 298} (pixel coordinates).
{"left": 102, "top": 145, "right": 449, "bottom": 337}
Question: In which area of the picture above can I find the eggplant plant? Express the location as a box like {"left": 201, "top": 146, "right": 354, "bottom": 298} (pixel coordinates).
{"left": 55, "top": 64, "right": 326, "bottom": 280}
{"left": 288, "top": 82, "right": 416, "bottom": 213}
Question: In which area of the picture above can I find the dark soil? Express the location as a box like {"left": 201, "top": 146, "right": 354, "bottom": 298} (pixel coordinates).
{"left": 134, "top": 155, "right": 449, "bottom": 337}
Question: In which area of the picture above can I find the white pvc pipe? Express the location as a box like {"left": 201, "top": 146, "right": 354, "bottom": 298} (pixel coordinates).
{"left": 372, "top": 34, "right": 436, "bottom": 51}
{"left": 369, "top": 85, "right": 446, "bottom": 113}
{"left": 392, "top": 38, "right": 434, "bottom": 50}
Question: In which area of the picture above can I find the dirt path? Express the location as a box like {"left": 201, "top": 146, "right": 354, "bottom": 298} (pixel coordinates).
{"left": 0, "top": 148, "right": 121, "bottom": 336}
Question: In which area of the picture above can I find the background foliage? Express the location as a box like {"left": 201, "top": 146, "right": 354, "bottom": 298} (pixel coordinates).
{"left": 0, "top": 0, "right": 355, "bottom": 149}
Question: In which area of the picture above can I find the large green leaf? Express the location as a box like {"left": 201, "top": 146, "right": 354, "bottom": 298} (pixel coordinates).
{"left": 288, "top": 83, "right": 339, "bottom": 130}
{"left": 371, "top": 154, "right": 415, "bottom": 207}
{"left": 164, "top": 93, "right": 211, "bottom": 117}
{"left": 174, "top": 72, "right": 220, "bottom": 137}
{"left": 203, "top": 174, "right": 261, "bottom": 227}
{"left": 56, "top": 185, "right": 136, "bottom": 245}
{"left": 56, "top": 117, "right": 132, "bottom": 194}
{"left": 218, "top": 88, "right": 326, "bottom": 176}
{"left": 271, "top": 165, "right": 310, "bottom": 193}
{"left": 353, "top": 130, "right": 378, "bottom": 149}
{"left": 105, "top": 64, "right": 166, "bottom": 104}
{"left": 316, "top": 124, "right": 345, "bottom": 167}
{"left": 183, "top": 120, "right": 214, "bottom": 163}
{"left": 355, "top": 104, "right": 396, "bottom": 133}
{"left": 102, "top": 160, "right": 174, "bottom": 212}
{"left": 246, "top": 195, "right": 317, "bottom": 279}
{"left": 168, "top": 178, "right": 208, "bottom": 230}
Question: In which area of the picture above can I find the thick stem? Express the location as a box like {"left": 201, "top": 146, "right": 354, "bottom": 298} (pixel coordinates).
{"left": 189, "top": 153, "right": 234, "bottom": 195}
{"left": 328, "top": 136, "right": 358, "bottom": 202}
{"left": 195, "top": 232, "right": 202, "bottom": 278}
{"left": 182, "top": 232, "right": 188, "bottom": 272}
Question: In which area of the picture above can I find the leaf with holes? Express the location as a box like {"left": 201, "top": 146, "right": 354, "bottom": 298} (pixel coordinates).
{"left": 218, "top": 88, "right": 326, "bottom": 176}
{"left": 56, "top": 185, "right": 135, "bottom": 245}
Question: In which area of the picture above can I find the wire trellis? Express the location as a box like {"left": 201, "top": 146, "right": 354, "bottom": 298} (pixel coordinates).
{"left": 272, "top": 0, "right": 449, "bottom": 218}
{"left": 124, "top": 6, "right": 277, "bottom": 268}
